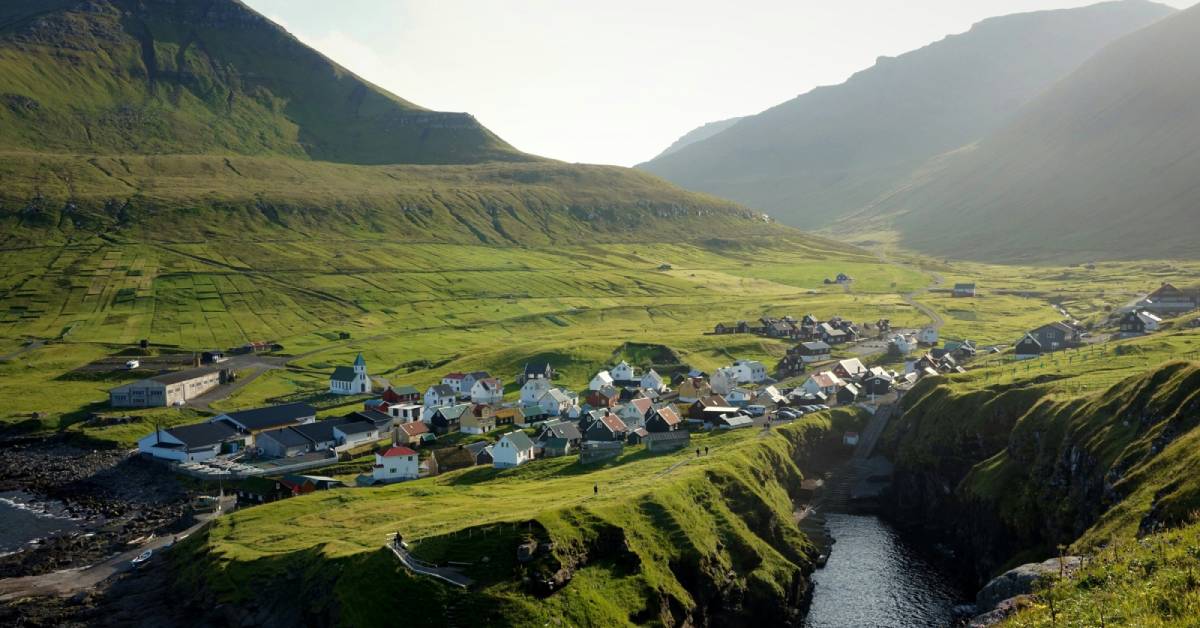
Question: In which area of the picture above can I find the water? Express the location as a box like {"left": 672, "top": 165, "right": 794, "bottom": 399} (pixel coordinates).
{"left": 805, "top": 513, "right": 969, "bottom": 628}
{"left": 0, "top": 490, "right": 82, "bottom": 555}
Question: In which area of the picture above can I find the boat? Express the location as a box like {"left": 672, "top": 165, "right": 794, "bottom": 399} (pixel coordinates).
{"left": 131, "top": 549, "right": 152, "bottom": 568}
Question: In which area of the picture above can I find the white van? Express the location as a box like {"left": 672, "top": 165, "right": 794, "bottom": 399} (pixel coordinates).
{"left": 125, "top": 359, "right": 140, "bottom": 369}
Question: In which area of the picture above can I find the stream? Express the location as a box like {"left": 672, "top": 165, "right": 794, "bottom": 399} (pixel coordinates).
{"left": 804, "top": 513, "right": 971, "bottom": 627}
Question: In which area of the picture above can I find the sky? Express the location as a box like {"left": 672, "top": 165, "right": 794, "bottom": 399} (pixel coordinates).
{"left": 244, "top": 0, "right": 1188, "bottom": 167}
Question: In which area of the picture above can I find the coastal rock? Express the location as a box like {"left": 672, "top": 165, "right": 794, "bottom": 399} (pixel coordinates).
{"left": 968, "top": 594, "right": 1036, "bottom": 627}
{"left": 975, "top": 556, "right": 1081, "bottom": 611}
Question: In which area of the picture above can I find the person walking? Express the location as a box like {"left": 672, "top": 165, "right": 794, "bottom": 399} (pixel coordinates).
{"left": 704, "top": 446, "right": 709, "bottom": 456}
{"left": 696, "top": 448, "right": 701, "bottom": 458}
{"left": 593, "top": 483, "right": 598, "bottom": 496}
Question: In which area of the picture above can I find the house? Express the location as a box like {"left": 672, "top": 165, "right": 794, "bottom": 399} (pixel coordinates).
{"left": 676, "top": 377, "right": 712, "bottom": 403}
{"left": 519, "top": 362, "right": 555, "bottom": 386}
{"left": 644, "top": 430, "right": 690, "bottom": 452}
{"left": 584, "top": 414, "right": 629, "bottom": 442}
{"left": 710, "top": 367, "right": 738, "bottom": 396}
{"left": 860, "top": 373, "right": 893, "bottom": 397}
{"left": 1028, "top": 322, "right": 1080, "bottom": 352}
{"left": 469, "top": 377, "right": 505, "bottom": 405}
{"left": 428, "top": 445, "right": 484, "bottom": 474}
{"left": 888, "top": 334, "right": 916, "bottom": 356}
{"left": 465, "top": 441, "right": 493, "bottom": 465}
{"left": 372, "top": 446, "right": 419, "bottom": 483}
{"left": 382, "top": 385, "right": 421, "bottom": 405}
{"left": 616, "top": 398, "right": 654, "bottom": 428}
{"left": 640, "top": 369, "right": 667, "bottom": 393}
{"left": 429, "top": 404, "right": 471, "bottom": 435}
{"left": 646, "top": 406, "right": 682, "bottom": 433}
{"left": 832, "top": 358, "right": 868, "bottom": 381}
{"left": 460, "top": 406, "right": 497, "bottom": 435}
{"left": 714, "top": 322, "right": 739, "bottom": 334}
{"left": 520, "top": 378, "right": 552, "bottom": 405}
{"left": 837, "top": 383, "right": 861, "bottom": 405}
{"left": 756, "top": 385, "right": 787, "bottom": 406}
{"left": 387, "top": 403, "right": 424, "bottom": 423}
{"left": 236, "top": 477, "right": 289, "bottom": 505}
{"left": 801, "top": 371, "right": 844, "bottom": 397}
{"left": 212, "top": 403, "right": 316, "bottom": 445}
{"left": 589, "top": 370, "right": 615, "bottom": 391}
{"left": 726, "top": 387, "right": 754, "bottom": 406}
{"left": 441, "top": 372, "right": 467, "bottom": 392}
{"left": 493, "top": 431, "right": 536, "bottom": 468}
{"left": 537, "top": 419, "right": 583, "bottom": 447}
{"left": 521, "top": 403, "right": 551, "bottom": 423}
{"left": 494, "top": 406, "right": 526, "bottom": 428}
{"left": 797, "top": 341, "right": 832, "bottom": 364}
{"left": 109, "top": 367, "right": 228, "bottom": 408}
{"left": 538, "top": 388, "right": 576, "bottom": 416}
{"left": 611, "top": 360, "right": 637, "bottom": 383}
{"left": 918, "top": 326, "right": 939, "bottom": 346}
{"left": 627, "top": 427, "right": 650, "bottom": 445}
{"left": 424, "top": 384, "right": 458, "bottom": 408}
{"left": 1136, "top": 283, "right": 1198, "bottom": 314}
{"left": 732, "top": 359, "right": 767, "bottom": 383}
{"left": 333, "top": 421, "right": 381, "bottom": 448}
{"left": 1120, "top": 310, "right": 1162, "bottom": 334}
{"left": 585, "top": 386, "right": 620, "bottom": 409}
{"left": 289, "top": 418, "right": 348, "bottom": 452}
{"left": 257, "top": 426, "right": 316, "bottom": 458}
{"left": 688, "top": 395, "right": 731, "bottom": 419}
{"left": 201, "top": 350, "right": 227, "bottom": 364}
{"left": 393, "top": 420, "right": 430, "bottom": 446}
{"left": 1014, "top": 334, "right": 1043, "bottom": 358}
{"left": 460, "top": 371, "right": 492, "bottom": 394}
{"left": 329, "top": 354, "right": 370, "bottom": 395}
{"left": 137, "top": 422, "right": 244, "bottom": 462}
{"left": 953, "top": 283, "right": 977, "bottom": 298}
{"left": 541, "top": 437, "right": 573, "bottom": 458}
{"left": 698, "top": 406, "right": 744, "bottom": 427}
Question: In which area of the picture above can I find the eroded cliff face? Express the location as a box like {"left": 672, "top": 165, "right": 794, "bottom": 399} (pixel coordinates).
{"left": 881, "top": 362, "right": 1200, "bottom": 584}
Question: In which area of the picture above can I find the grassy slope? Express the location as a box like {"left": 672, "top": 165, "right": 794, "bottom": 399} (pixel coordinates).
{"left": 175, "top": 412, "right": 861, "bottom": 626}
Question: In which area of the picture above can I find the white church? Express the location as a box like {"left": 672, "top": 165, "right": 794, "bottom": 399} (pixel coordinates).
{"left": 330, "top": 353, "right": 371, "bottom": 395}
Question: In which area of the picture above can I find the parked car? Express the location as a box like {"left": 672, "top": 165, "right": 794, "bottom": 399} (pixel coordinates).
{"left": 125, "top": 359, "right": 140, "bottom": 369}
{"left": 745, "top": 405, "right": 767, "bottom": 417}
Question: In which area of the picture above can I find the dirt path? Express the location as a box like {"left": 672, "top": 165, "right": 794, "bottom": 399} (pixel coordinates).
{"left": 0, "top": 496, "right": 234, "bottom": 602}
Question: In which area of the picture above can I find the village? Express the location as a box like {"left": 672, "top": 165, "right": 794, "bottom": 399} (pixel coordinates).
{"left": 94, "top": 280, "right": 1196, "bottom": 508}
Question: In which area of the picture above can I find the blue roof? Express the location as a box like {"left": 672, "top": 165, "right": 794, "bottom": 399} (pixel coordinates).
{"left": 353, "top": 353, "right": 366, "bottom": 366}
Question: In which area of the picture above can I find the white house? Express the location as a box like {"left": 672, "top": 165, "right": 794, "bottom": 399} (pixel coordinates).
{"left": 470, "top": 377, "right": 505, "bottom": 405}
{"left": 388, "top": 403, "right": 423, "bottom": 422}
{"left": 640, "top": 369, "right": 666, "bottom": 393}
{"left": 889, "top": 334, "right": 915, "bottom": 355}
{"left": 918, "top": 326, "right": 940, "bottom": 346}
{"left": 710, "top": 367, "right": 739, "bottom": 396}
{"left": 333, "top": 421, "right": 381, "bottom": 448}
{"left": 589, "top": 370, "right": 614, "bottom": 391}
{"left": 727, "top": 388, "right": 754, "bottom": 406}
{"left": 732, "top": 360, "right": 767, "bottom": 384}
{"left": 372, "top": 446, "right": 419, "bottom": 483}
{"left": 520, "top": 378, "right": 552, "bottom": 405}
{"left": 539, "top": 388, "right": 575, "bottom": 416}
{"left": 441, "top": 372, "right": 467, "bottom": 393}
{"left": 424, "top": 384, "right": 457, "bottom": 408}
{"left": 611, "top": 361, "right": 637, "bottom": 382}
{"left": 616, "top": 398, "right": 653, "bottom": 428}
{"left": 801, "top": 371, "right": 845, "bottom": 397}
{"left": 137, "top": 422, "right": 243, "bottom": 463}
{"left": 1138, "top": 311, "right": 1163, "bottom": 332}
{"left": 493, "top": 431, "right": 535, "bottom": 468}
{"left": 329, "top": 354, "right": 370, "bottom": 395}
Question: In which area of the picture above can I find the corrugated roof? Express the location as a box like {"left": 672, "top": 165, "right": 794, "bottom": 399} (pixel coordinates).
{"left": 219, "top": 402, "right": 315, "bottom": 431}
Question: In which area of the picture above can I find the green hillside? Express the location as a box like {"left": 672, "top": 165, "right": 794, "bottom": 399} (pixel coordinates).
{"left": 844, "top": 2, "right": 1200, "bottom": 262}
{"left": 0, "top": 0, "right": 522, "bottom": 165}
{"left": 638, "top": 1, "right": 1173, "bottom": 229}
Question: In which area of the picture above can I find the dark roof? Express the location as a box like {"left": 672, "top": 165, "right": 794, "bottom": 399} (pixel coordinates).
{"left": 151, "top": 366, "right": 223, "bottom": 385}
{"left": 164, "top": 421, "right": 239, "bottom": 448}
{"left": 800, "top": 341, "right": 831, "bottom": 351}
{"left": 330, "top": 366, "right": 357, "bottom": 382}
{"left": 541, "top": 421, "right": 582, "bottom": 441}
{"left": 335, "top": 420, "right": 378, "bottom": 435}
{"left": 464, "top": 441, "right": 491, "bottom": 456}
{"left": 502, "top": 431, "right": 535, "bottom": 452}
{"left": 429, "top": 384, "right": 456, "bottom": 397}
{"left": 220, "top": 403, "right": 316, "bottom": 431}
{"left": 392, "top": 385, "right": 420, "bottom": 395}
{"left": 258, "top": 426, "right": 311, "bottom": 448}
{"left": 291, "top": 418, "right": 348, "bottom": 443}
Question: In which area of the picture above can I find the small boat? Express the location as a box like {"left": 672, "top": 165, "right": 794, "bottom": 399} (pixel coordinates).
{"left": 131, "top": 549, "right": 152, "bottom": 568}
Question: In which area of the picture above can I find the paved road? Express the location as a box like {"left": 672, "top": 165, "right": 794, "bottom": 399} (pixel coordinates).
{"left": 0, "top": 496, "right": 235, "bottom": 602}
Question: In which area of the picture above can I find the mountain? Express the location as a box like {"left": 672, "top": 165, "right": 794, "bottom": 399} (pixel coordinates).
{"left": 651, "top": 116, "right": 744, "bottom": 160}
{"left": 844, "top": 2, "right": 1200, "bottom": 262}
{"left": 0, "top": 0, "right": 771, "bottom": 244}
{"left": 637, "top": 1, "right": 1175, "bottom": 229}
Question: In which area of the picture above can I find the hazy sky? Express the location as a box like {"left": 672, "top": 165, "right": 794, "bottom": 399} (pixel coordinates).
{"left": 244, "top": 0, "right": 1188, "bottom": 166}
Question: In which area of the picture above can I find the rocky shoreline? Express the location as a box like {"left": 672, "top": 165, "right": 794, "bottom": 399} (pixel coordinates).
{"left": 0, "top": 436, "right": 193, "bottom": 580}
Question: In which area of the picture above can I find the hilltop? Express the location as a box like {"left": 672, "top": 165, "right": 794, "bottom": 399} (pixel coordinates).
{"left": 0, "top": 0, "right": 768, "bottom": 246}
{"left": 844, "top": 2, "right": 1200, "bottom": 262}
{"left": 637, "top": 1, "right": 1174, "bottom": 230}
